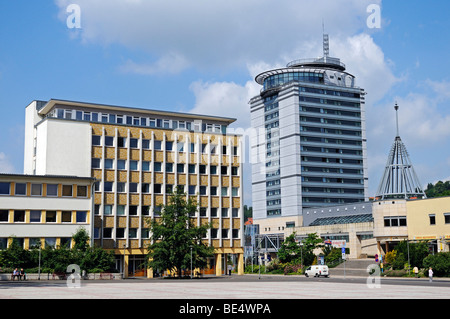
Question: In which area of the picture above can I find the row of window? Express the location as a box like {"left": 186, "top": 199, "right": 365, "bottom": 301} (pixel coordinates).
{"left": 300, "top": 105, "right": 361, "bottom": 118}
{"left": 299, "top": 86, "right": 361, "bottom": 99}
{"left": 97, "top": 205, "right": 240, "bottom": 218}
{"left": 263, "top": 72, "right": 325, "bottom": 91}
{"left": 0, "top": 238, "right": 72, "bottom": 250}
{"left": 302, "top": 197, "right": 364, "bottom": 204}
{"left": 301, "top": 176, "right": 364, "bottom": 184}
{"left": 93, "top": 135, "right": 239, "bottom": 155}
{"left": 299, "top": 96, "right": 361, "bottom": 108}
{"left": 93, "top": 159, "right": 239, "bottom": 176}
{"left": 300, "top": 116, "right": 361, "bottom": 128}
{"left": 300, "top": 125, "right": 362, "bottom": 137}
{"left": 0, "top": 182, "right": 88, "bottom": 198}
{"left": 94, "top": 227, "right": 240, "bottom": 240}
{"left": 0, "top": 210, "right": 88, "bottom": 223}
{"left": 301, "top": 146, "right": 363, "bottom": 156}
{"left": 428, "top": 213, "right": 450, "bottom": 226}
{"left": 51, "top": 108, "right": 227, "bottom": 134}
{"left": 301, "top": 156, "right": 363, "bottom": 165}
{"left": 95, "top": 181, "right": 240, "bottom": 196}
{"left": 301, "top": 135, "right": 363, "bottom": 147}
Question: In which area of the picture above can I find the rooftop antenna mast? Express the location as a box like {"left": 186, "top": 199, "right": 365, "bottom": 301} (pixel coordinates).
{"left": 322, "top": 20, "right": 329, "bottom": 58}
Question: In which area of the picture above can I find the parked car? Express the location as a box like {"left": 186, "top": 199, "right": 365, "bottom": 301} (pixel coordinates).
{"left": 304, "top": 265, "right": 329, "bottom": 278}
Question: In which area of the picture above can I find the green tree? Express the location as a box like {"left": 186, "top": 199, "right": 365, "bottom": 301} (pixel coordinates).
{"left": 423, "top": 252, "right": 450, "bottom": 277}
{"left": 277, "top": 233, "right": 301, "bottom": 263}
{"left": 145, "top": 189, "right": 214, "bottom": 277}
{"left": 395, "top": 240, "right": 429, "bottom": 268}
{"left": 72, "top": 227, "right": 90, "bottom": 252}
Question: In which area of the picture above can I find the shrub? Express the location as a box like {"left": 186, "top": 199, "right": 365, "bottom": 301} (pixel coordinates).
{"left": 423, "top": 252, "right": 450, "bottom": 277}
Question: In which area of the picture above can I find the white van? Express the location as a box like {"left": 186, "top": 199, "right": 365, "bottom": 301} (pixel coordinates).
{"left": 304, "top": 265, "right": 329, "bottom": 278}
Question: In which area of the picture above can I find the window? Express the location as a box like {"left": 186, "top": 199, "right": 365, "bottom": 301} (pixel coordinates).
{"left": 142, "top": 183, "right": 150, "bottom": 193}
{"left": 445, "top": 213, "right": 450, "bottom": 224}
{"left": 142, "top": 206, "right": 150, "bottom": 216}
{"left": 210, "top": 186, "right": 217, "bottom": 196}
{"left": 118, "top": 137, "right": 126, "bottom": 148}
{"left": 199, "top": 165, "right": 206, "bottom": 174}
{"left": 76, "top": 211, "right": 87, "bottom": 223}
{"left": 105, "top": 136, "right": 114, "bottom": 146}
{"left": 46, "top": 211, "right": 57, "bottom": 223}
{"left": 117, "top": 160, "right": 126, "bottom": 170}
{"left": 62, "top": 185, "right": 73, "bottom": 197}
{"left": 188, "top": 164, "right": 196, "bottom": 174}
{"left": 232, "top": 187, "right": 239, "bottom": 197}
{"left": 154, "top": 162, "right": 162, "bottom": 172}
{"left": 154, "top": 184, "right": 162, "bottom": 194}
{"left": 142, "top": 139, "right": 150, "bottom": 150}
{"left": 188, "top": 185, "right": 196, "bottom": 195}
{"left": 166, "top": 163, "right": 173, "bottom": 173}
{"left": 117, "top": 205, "right": 125, "bottom": 216}
{"left": 92, "top": 135, "right": 101, "bottom": 146}
{"left": 177, "top": 164, "right": 185, "bottom": 173}
{"left": 232, "top": 229, "right": 239, "bottom": 239}
{"left": 142, "top": 161, "right": 150, "bottom": 171}
{"left": 77, "top": 186, "right": 87, "bottom": 198}
{"left": 221, "top": 166, "right": 228, "bottom": 175}
{"left": 154, "top": 140, "right": 162, "bottom": 150}
{"left": 384, "top": 216, "right": 407, "bottom": 227}
{"left": 221, "top": 208, "right": 228, "bottom": 217}
{"left": 211, "top": 229, "right": 218, "bottom": 239}
{"left": 117, "top": 182, "right": 126, "bottom": 193}
{"left": 222, "top": 229, "right": 229, "bottom": 238}
{"left": 130, "top": 138, "right": 138, "bottom": 149}
{"left": 129, "top": 183, "right": 138, "bottom": 193}
{"left": 200, "top": 186, "right": 207, "bottom": 195}
{"left": 129, "top": 228, "right": 138, "bottom": 239}
{"left": 200, "top": 208, "right": 207, "bottom": 217}
{"left": 47, "top": 184, "right": 58, "bottom": 197}
{"left": 142, "top": 228, "right": 150, "bottom": 239}
{"left": 221, "top": 187, "right": 228, "bottom": 196}
{"left": 105, "top": 159, "right": 114, "bottom": 169}
{"left": 92, "top": 158, "right": 101, "bottom": 169}
{"left": 62, "top": 211, "right": 72, "bottom": 223}
{"left": 232, "top": 208, "right": 239, "bottom": 218}
{"left": 231, "top": 166, "right": 239, "bottom": 176}
{"left": 129, "top": 206, "right": 138, "bottom": 216}
{"left": 45, "top": 238, "right": 56, "bottom": 249}
{"left": 429, "top": 214, "right": 436, "bottom": 225}
{"left": 104, "top": 182, "right": 113, "bottom": 192}
{"left": 116, "top": 228, "right": 125, "bottom": 239}
{"left": 104, "top": 205, "right": 113, "bottom": 215}
{"left": 94, "top": 205, "right": 100, "bottom": 215}
{"left": 31, "top": 184, "right": 42, "bottom": 196}
{"left": 166, "top": 141, "right": 173, "bottom": 151}
{"left": 103, "top": 228, "right": 113, "bottom": 239}
{"left": 0, "top": 210, "right": 8, "bottom": 222}
{"left": 130, "top": 160, "right": 138, "bottom": 171}
{"left": 177, "top": 142, "right": 184, "bottom": 152}
{"left": 15, "top": 183, "right": 27, "bottom": 196}
{"left": 211, "top": 208, "right": 218, "bottom": 217}
{"left": 210, "top": 166, "right": 217, "bottom": 175}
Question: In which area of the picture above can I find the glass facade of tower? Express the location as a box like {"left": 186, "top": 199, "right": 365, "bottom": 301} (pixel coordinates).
{"left": 250, "top": 57, "right": 368, "bottom": 222}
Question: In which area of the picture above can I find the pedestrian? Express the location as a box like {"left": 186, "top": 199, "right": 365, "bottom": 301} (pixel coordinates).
{"left": 413, "top": 266, "right": 418, "bottom": 278}
{"left": 19, "top": 268, "right": 25, "bottom": 281}
{"left": 12, "top": 268, "right": 19, "bottom": 280}
{"left": 428, "top": 267, "right": 433, "bottom": 282}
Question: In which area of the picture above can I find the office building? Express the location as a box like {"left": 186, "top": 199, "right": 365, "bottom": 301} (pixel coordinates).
{"left": 0, "top": 173, "right": 95, "bottom": 250}
{"left": 23, "top": 99, "right": 245, "bottom": 276}
{"left": 250, "top": 35, "right": 368, "bottom": 233}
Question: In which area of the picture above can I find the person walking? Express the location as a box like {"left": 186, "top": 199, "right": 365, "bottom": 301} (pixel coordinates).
{"left": 428, "top": 267, "right": 433, "bottom": 282}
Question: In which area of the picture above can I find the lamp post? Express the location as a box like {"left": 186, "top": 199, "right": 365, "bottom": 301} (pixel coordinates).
{"left": 123, "top": 243, "right": 126, "bottom": 279}
{"left": 38, "top": 244, "right": 41, "bottom": 280}
{"left": 190, "top": 246, "right": 193, "bottom": 279}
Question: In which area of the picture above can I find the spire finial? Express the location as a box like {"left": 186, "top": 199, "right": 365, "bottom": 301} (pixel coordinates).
{"left": 394, "top": 102, "right": 400, "bottom": 137}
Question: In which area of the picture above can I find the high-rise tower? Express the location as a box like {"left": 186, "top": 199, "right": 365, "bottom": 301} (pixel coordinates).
{"left": 250, "top": 35, "right": 368, "bottom": 230}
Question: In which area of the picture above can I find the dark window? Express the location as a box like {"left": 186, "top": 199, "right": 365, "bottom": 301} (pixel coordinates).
{"left": 0, "top": 182, "right": 11, "bottom": 195}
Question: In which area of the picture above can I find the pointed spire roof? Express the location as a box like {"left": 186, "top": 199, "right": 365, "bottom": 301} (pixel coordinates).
{"left": 375, "top": 103, "right": 426, "bottom": 200}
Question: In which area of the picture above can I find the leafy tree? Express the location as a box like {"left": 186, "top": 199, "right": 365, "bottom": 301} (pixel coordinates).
{"left": 423, "top": 252, "right": 450, "bottom": 277}
{"left": 277, "top": 233, "right": 301, "bottom": 263}
{"left": 72, "top": 227, "right": 90, "bottom": 252}
{"left": 425, "top": 180, "right": 450, "bottom": 198}
{"left": 145, "top": 189, "right": 214, "bottom": 277}
{"left": 395, "top": 240, "right": 429, "bottom": 268}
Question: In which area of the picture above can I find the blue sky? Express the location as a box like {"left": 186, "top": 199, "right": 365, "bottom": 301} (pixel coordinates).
{"left": 1, "top": 1, "right": 450, "bottom": 205}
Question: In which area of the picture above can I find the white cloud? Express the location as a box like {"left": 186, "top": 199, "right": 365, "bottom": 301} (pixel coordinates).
{"left": 0, "top": 152, "right": 15, "bottom": 174}
{"left": 120, "top": 52, "right": 190, "bottom": 75}
{"left": 55, "top": 0, "right": 381, "bottom": 74}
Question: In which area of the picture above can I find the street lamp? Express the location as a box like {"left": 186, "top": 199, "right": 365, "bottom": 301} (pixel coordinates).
{"left": 190, "top": 246, "right": 193, "bottom": 279}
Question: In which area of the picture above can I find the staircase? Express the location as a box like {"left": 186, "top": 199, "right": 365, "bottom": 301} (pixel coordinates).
{"left": 330, "top": 259, "right": 376, "bottom": 277}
